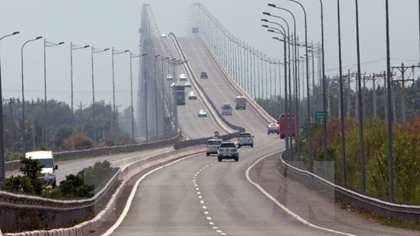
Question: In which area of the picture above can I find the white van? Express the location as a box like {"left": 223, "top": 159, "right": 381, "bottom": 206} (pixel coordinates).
{"left": 179, "top": 73, "right": 187, "bottom": 81}
{"left": 25, "top": 151, "right": 58, "bottom": 188}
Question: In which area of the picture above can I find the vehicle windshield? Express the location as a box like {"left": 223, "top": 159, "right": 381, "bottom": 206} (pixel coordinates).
{"left": 239, "top": 133, "right": 251, "bottom": 138}
{"left": 35, "top": 159, "right": 53, "bottom": 168}
{"left": 220, "top": 143, "right": 235, "bottom": 148}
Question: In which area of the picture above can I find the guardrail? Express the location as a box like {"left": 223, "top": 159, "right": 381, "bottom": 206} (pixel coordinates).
{"left": 5, "top": 133, "right": 181, "bottom": 171}
{"left": 279, "top": 152, "right": 420, "bottom": 221}
{"left": 169, "top": 33, "right": 245, "bottom": 134}
{"left": 0, "top": 165, "right": 121, "bottom": 232}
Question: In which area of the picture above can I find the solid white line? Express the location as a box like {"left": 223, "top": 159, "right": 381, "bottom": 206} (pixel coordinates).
{"left": 103, "top": 154, "right": 200, "bottom": 236}
{"left": 245, "top": 150, "right": 358, "bottom": 236}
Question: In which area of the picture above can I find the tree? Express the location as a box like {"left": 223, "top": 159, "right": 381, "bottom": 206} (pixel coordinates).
{"left": 53, "top": 124, "right": 72, "bottom": 149}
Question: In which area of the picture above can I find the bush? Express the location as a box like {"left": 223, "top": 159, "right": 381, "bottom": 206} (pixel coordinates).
{"left": 63, "top": 133, "right": 93, "bottom": 150}
{"left": 5, "top": 157, "right": 44, "bottom": 195}
{"left": 296, "top": 116, "right": 420, "bottom": 204}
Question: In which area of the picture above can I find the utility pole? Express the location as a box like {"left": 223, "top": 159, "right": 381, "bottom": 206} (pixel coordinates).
{"left": 372, "top": 74, "right": 377, "bottom": 118}
{"left": 77, "top": 101, "right": 85, "bottom": 134}
{"left": 391, "top": 63, "right": 417, "bottom": 122}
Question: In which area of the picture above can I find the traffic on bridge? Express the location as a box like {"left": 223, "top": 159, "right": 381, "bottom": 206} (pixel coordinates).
{"left": 0, "top": 1, "right": 418, "bottom": 236}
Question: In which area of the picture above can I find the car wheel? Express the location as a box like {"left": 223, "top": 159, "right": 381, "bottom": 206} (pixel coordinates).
{"left": 251, "top": 144, "right": 254, "bottom": 148}
{"left": 268, "top": 132, "right": 270, "bottom": 135}
{"left": 237, "top": 144, "right": 241, "bottom": 148}
{"left": 52, "top": 179, "right": 56, "bottom": 189}
{"left": 235, "top": 157, "right": 239, "bottom": 162}
{"left": 206, "top": 153, "right": 209, "bottom": 156}
{"left": 218, "top": 157, "right": 222, "bottom": 162}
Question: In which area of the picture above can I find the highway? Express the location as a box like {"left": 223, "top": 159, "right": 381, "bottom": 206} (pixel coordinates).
{"left": 102, "top": 36, "right": 418, "bottom": 236}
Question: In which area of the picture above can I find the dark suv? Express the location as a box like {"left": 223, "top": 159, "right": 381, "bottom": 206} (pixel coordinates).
{"left": 200, "top": 71, "right": 208, "bottom": 79}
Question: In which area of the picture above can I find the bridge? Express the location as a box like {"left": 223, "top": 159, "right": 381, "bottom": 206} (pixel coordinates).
{"left": 0, "top": 2, "right": 419, "bottom": 236}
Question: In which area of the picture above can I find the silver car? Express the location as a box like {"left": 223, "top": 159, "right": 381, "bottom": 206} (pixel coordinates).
{"left": 237, "top": 132, "right": 254, "bottom": 148}
{"left": 267, "top": 123, "right": 279, "bottom": 135}
{"left": 206, "top": 139, "right": 222, "bottom": 156}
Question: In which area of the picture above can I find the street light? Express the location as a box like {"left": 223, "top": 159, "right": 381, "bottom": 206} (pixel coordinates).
{"left": 287, "top": 0, "right": 313, "bottom": 172}
{"left": 130, "top": 52, "right": 141, "bottom": 141}
{"left": 112, "top": 48, "right": 129, "bottom": 146}
{"left": 70, "top": 43, "right": 90, "bottom": 150}
{"left": 154, "top": 54, "right": 160, "bottom": 139}
{"left": 266, "top": 5, "right": 301, "bottom": 160}
{"left": 21, "top": 36, "right": 43, "bottom": 154}
{"left": 91, "top": 47, "right": 109, "bottom": 146}
{"left": 0, "top": 31, "right": 20, "bottom": 188}
{"left": 43, "top": 40, "right": 64, "bottom": 149}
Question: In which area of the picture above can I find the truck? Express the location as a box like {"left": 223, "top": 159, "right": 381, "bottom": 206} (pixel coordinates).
{"left": 174, "top": 85, "right": 186, "bottom": 105}
{"left": 234, "top": 96, "right": 246, "bottom": 110}
{"left": 278, "top": 113, "right": 295, "bottom": 139}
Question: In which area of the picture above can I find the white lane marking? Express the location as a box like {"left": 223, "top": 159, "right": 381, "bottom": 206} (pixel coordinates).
{"left": 200, "top": 200, "right": 205, "bottom": 204}
{"left": 197, "top": 192, "right": 201, "bottom": 195}
{"left": 202, "top": 206, "right": 207, "bottom": 209}
{"left": 198, "top": 196, "right": 203, "bottom": 199}
{"left": 207, "top": 217, "right": 212, "bottom": 220}
{"left": 212, "top": 226, "right": 218, "bottom": 229}
{"left": 245, "top": 150, "right": 358, "bottom": 236}
{"left": 216, "top": 230, "right": 222, "bottom": 233}
{"left": 209, "top": 222, "right": 214, "bottom": 225}
{"left": 103, "top": 153, "right": 201, "bottom": 236}
{"left": 204, "top": 211, "right": 209, "bottom": 214}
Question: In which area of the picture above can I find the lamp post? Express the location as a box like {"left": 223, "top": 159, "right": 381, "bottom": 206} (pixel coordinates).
{"left": 266, "top": 5, "right": 301, "bottom": 160}
{"left": 111, "top": 48, "right": 129, "bottom": 145}
{"left": 265, "top": 25, "right": 291, "bottom": 160}
{"left": 288, "top": 0, "right": 312, "bottom": 172}
{"left": 130, "top": 52, "right": 140, "bottom": 141}
{"left": 385, "top": 0, "right": 394, "bottom": 201}
{"left": 70, "top": 43, "right": 89, "bottom": 150}
{"left": 21, "top": 36, "right": 43, "bottom": 154}
{"left": 91, "top": 47, "right": 109, "bottom": 146}
{"left": 141, "top": 53, "right": 149, "bottom": 141}
{"left": 154, "top": 55, "right": 160, "bottom": 139}
{"left": 0, "top": 31, "right": 19, "bottom": 187}
{"left": 355, "top": 0, "right": 366, "bottom": 193}
{"left": 44, "top": 40, "right": 64, "bottom": 149}
{"left": 336, "top": 0, "right": 347, "bottom": 186}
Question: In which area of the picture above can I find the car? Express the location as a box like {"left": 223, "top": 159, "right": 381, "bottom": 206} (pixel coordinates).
{"left": 206, "top": 138, "right": 222, "bottom": 156}
{"left": 237, "top": 132, "right": 254, "bottom": 148}
{"left": 184, "top": 81, "right": 192, "bottom": 87}
{"left": 188, "top": 91, "right": 197, "bottom": 100}
{"left": 267, "top": 123, "right": 279, "bottom": 135}
{"left": 166, "top": 74, "right": 174, "bottom": 80}
{"left": 179, "top": 73, "right": 187, "bottom": 81}
{"left": 198, "top": 109, "right": 207, "bottom": 117}
{"left": 217, "top": 142, "right": 239, "bottom": 162}
{"left": 161, "top": 34, "right": 167, "bottom": 38}
{"left": 25, "top": 151, "right": 58, "bottom": 188}
{"left": 221, "top": 103, "right": 232, "bottom": 115}
{"left": 200, "top": 71, "right": 208, "bottom": 79}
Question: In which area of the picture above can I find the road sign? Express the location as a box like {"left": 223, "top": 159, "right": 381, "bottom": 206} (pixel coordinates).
{"left": 314, "top": 111, "right": 328, "bottom": 123}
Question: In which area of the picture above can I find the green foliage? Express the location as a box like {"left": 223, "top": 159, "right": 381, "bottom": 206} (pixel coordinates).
{"left": 53, "top": 124, "right": 72, "bottom": 149}
{"left": 296, "top": 116, "right": 420, "bottom": 204}
{"left": 104, "top": 134, "right": 115, "bottom": 146}
{"left": 6, "top": 175, "right": 34, "bottom": 194}
{"left": 5, "top": 150, "right": 23, "bottom": 162}
{"left": 56, "top": 160, "right": 112, "bottom": 198}
{"left": 5, "top": 157, "right": 44, "bottom": 195}
{"left": 58, "top": 174, "right": 94, "bottom": 198}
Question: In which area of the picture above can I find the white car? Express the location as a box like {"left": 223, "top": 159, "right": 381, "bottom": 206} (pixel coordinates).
{"left": 198, "top": 109, "right": 207, "bottom": 117}
{"left": 166, "top": 74, "right": 174, "bottom": 80}
{"left": 161, "top": 34, "right": 167, "bottom": 38}
{"left": 184, "top": 81, "right": 192, "bottom": 87}
{"left": 206, "top": 139, "right": 222, "bottom": 156}
{"left": 179, "top": 73, "right": 187, "bottom": 81}
{"left": 267, "top": 123, "right": 279, "bottom": 135}
{"left": 188, "top": 91, "right": 197, "bottom": 100}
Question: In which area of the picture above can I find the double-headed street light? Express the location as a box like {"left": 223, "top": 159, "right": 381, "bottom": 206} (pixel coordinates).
{"left": 91, "top": 47, "right": 109, "bottom": 146}
{"left": 21, "top": 36, "right": 43, "bottom": 154}
{"left": 43, "top": 39, "right": 64, "bottom": 149}
{"left": 112, "top": 48, "right": 129, "bottom": 146}
{"left": 70, "top": 43, "right": 90, "bottom": 151}
{"left": 0, "top": 31, "right": 20, "bottom": 188}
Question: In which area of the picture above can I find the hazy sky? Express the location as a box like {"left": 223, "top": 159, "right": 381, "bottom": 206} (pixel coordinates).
{"left": 0, "top": 0, "right": 418, "bottom": 114}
